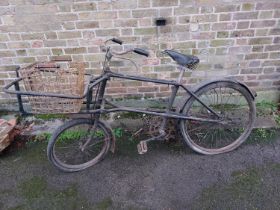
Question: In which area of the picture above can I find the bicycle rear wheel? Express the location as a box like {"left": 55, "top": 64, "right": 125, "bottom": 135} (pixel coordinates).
{"left": 179, "top": 81, "right": 256, "bottom": 155}
{"left": 47, "top": 118, "right": 113, "bottom": 172}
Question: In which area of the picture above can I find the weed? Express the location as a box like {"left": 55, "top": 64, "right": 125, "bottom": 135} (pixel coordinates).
{"left": 34, "top": 114, "right": 68, "bottom": 120}
{"left": 246, "top": 128, "right": 278, "bottom": 145}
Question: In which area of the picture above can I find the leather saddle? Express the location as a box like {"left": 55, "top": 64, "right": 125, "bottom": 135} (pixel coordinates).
{"left": 163, "top": 50, "right": 199, "bottom": 68}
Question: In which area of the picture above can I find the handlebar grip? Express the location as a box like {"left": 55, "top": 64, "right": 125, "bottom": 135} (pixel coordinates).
{"left": 112, "top": 38, "right": 123, "bottom": 45}
{"left": 133, "top": 48, "right": 149, "bottom": 57}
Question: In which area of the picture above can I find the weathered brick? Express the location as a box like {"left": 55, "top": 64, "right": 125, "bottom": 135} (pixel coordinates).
{"left": 192, "top": 32, "right": 215, "bottom": 39}
{"left": 14, "top": 57, "right": 36, "bottom": 64}
{"left": 174, "top": 7, "right": 199, "bottom": 15}
{"left": 219, "top": 13, "right": 231, "bottom": 21}
{"left": 255, "top": 29, "right": 268, "bottom": 36}
{"left": 0, "top": 43, "right": 7, "bottom": 49}
{"left": 138, "top": 0, "right": 150, "bottom": 8}
{"left": 256, "top": 3, "right": 280, "bottom": 10}
{"left": 76, "top": 21, "right": 99, "bottom": 29}
{"left": 159, "top": 8, "right": 173, "bottom": 16}
{"left": 138, "top": 86, "right": 158, "bottom": 93}
{"left": 58, "top": 4, "right": 71, "bottom": 13}
{"left": 0, "top": 65, "right": 19, "bottom": 72}
{"left": 21, "top": 33, "right": 44, "bottom": 40}
{"left": 259, "top": 11, "right": 274, "bottom": 19}
{"left": 212, "top": 22, "right": 236, "bottom": 31}
{"left": 138, "top": 18, "right": 152, "bottom": 27}
{"left": 56, "top": 14, "right": 78, "bottom": 22}
{"left": 192, "top": 14, "right": 217, "bottom": 23}
{"left": 265, "top": 45, "right": 280, "bottom": 51}
{"left": 0, "top": 34, "right": 9, "bottom": 42}
{"left": 64, "top": 47, "right": 86, "bottom": 54}
{"left": 231, "top": 30, "right": 254, "bottom": 38}
{"left": 118, "top": 11, "right": 131, "bottom": 18}
{"left": 58, "top": 31, "right": 81, "bottom": 39}
{"left": 241, "top": 68, "right": 262, "bottom": 74}
{"left": 107, "top": 87, "right": 127, "bottom": 94}
{"left": 132, "top": 9, "right": 157, "bottom": 18}
{"left": 7, "top": 42, "right": 30, "bottom": 49}
{"left": 44, "top": 40, "right": 66, "bottom": 47}
{"left": 210, "top": 39, "right": 234, "bottom": 47}
{"left": 97, "top": 1, "right": 112, "bottom": 10}
{"left": 252, "top": 46, "right": 264, "bottom": 52}
{"left": 237, "top": 21, "right": 249, "bottom": 29}
{"left": 244, "top": 81, "right": 260, "bottom": 87}
{"left": 245, "top": 53, "right": 268, "bottom": 60}
{"left": 95, "top": 29, "right": 119, "bottom": 37}
{"left": 8, "top": 33, "right": 21, "bottom": 41}
{"left": 154, "top": 65, "right": 175, "bottom": 72}
{"left": 215, "top": 5, "right": 239, "bottom": 13}
{"left": 249, "top": 61, "right": 261, "bottom": 67}
{"left": 249, "top": 37, "right": 272, "bottom": 45}
{"left": 114, "top": 19, "right": 137, "bottom": 27}
{"left": 274, "top": 37, "right": 280, "bottom": 44}
{"left": 28, "top": 49, "right": 51, "bottom": 56}
{"left": 269, "top": 28, "right": 280, "bottom": 35}
{"left": 134, "top": 27, "right": 156, "bottom": 35}
{"left": 15, "top": 5, "right": 58, "bottom": 15}
{"left": 16, "top": 50, "right": 26, "bottom": 56}
{"left": 250, "top": 20, "right": 276, "bottom": 28}
{"left": 73, "top": 3, "right": 96, "bottom": 12}
{"left": 93, "top": 11, "right": 118, "bottom": 20}
{"left": 45, "top": 32, "right": 57, "bottom": 40}
{"left": 31, "top": 41, "right": 43, "bottom": 48}
{"left": 99, "top": 20, "right": 113, "bottom": 28}
{"left": 229, "top": 46, "right": 251, "bottom": 54}
{"left": 173, "top": 41, "right": 196, "bottom": 49}
{"left": 233, "top": 12, "right": 258, "bottom": 20}
{"left": 274, "top": 10, "right": 280, "bottom": 18}
{"left": 0, "top": 51, "right": 15, "bottom": 57}
{"left": 270, "top": 52, "right": 280, "bottom": 59}
{"left": 50, "top": 55, "right": 71, "bottom": 61}
{"left": 112, "top": 1, "right": 137, "bottom": 10}
{"left": 121, "top": 28, "right": 133, "bottom": 36}
{"left": 62, "top": 22, "right": 76, "bottom": 30}
{"left": 51, "top": 48, "right": 63, "bottom": 55}
{"left": 242, "top": 3, "right": 254, "bottom": 11}
{"left": 258, "top": 74, "right": 280, "bottom": 80}
{"left": 263, "top": 60, "right": 280, "bottom": 66}
{"left": 152, "top": 0, "right": 178, "bottom": 7}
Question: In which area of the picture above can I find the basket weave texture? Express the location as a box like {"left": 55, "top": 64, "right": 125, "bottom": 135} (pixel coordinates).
{"left": 19, "top": 62, "right": 85, "bottom": 114}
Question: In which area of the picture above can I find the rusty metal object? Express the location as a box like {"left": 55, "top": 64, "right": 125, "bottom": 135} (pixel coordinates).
{"left": 143, "top": 116, "right": 178, "bottom": 141}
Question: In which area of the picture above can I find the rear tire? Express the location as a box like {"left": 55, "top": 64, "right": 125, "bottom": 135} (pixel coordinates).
{"left": 47, "top": 118, "right": 113, "bottom": 172}
{"left": 179, "top": 81, "right": 256, "bottom": 155}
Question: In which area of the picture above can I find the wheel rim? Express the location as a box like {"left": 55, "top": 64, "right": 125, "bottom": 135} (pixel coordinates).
{"left": 183, "top": 83, "right": 254, "bottom": 153}
{"left": 52, "top": 122, "right": 109, "bottom": 169}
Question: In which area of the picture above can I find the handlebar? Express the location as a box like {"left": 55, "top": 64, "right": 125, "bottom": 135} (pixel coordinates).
{"left": 105, "top": 38, "right": 149, "bottom": 57}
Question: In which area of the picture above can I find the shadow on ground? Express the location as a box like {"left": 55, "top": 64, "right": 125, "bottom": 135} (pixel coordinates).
{"left": 0, "top": 129, "right": 280, "bottom": 210}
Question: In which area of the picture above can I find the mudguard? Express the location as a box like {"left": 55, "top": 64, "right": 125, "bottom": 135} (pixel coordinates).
{"left": 177, "top": 78, "right": 256, "bottom": 113}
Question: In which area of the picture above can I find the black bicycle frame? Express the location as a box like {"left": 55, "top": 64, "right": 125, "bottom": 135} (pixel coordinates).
{"left": 81, "top": 70, "right": 220, "bottom": 123}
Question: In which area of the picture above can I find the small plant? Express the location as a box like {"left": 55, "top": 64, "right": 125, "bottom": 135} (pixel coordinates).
{"left": 113, "top": 127, "right": 123, "bottom": 139}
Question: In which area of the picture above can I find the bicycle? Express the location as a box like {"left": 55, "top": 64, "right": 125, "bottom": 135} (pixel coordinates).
{"left": 3, "top": 38, "right": 256, "bottom": 172}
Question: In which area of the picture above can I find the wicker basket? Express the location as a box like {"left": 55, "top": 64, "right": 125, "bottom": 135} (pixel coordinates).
{"left": 19, "top": 62, "right": 85, "bottom": 114}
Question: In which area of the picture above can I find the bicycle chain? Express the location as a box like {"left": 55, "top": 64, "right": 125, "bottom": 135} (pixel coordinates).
{"left": 142, "top": 115, "right": 178, "bottom": 141}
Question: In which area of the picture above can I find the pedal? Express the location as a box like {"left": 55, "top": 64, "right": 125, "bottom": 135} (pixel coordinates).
{"left": 137, "top": 141, "right": 148, "bottom": 155}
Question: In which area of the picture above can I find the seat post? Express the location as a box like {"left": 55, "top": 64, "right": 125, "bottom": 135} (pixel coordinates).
{"left": 176, "top": 65, "right": 186, "bottom": 84}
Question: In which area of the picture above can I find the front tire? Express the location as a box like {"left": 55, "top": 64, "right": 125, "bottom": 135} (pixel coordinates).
{"left": 47, "top": 118, "right": 113, "bottom": 172}
{"left": 179, "top": 81, "right": 256, "bottom": 155}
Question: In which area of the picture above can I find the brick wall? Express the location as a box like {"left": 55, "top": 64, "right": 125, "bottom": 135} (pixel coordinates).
{"left": 0, "top": 0, "right": 279, "bottom": 107}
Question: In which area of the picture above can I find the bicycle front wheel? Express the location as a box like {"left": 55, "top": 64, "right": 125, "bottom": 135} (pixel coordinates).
{"left": 179, "top": 81, "right": 256, "bottom": 155}
{"left": 47, "top": 118, "right": 113, "bottom": 172}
